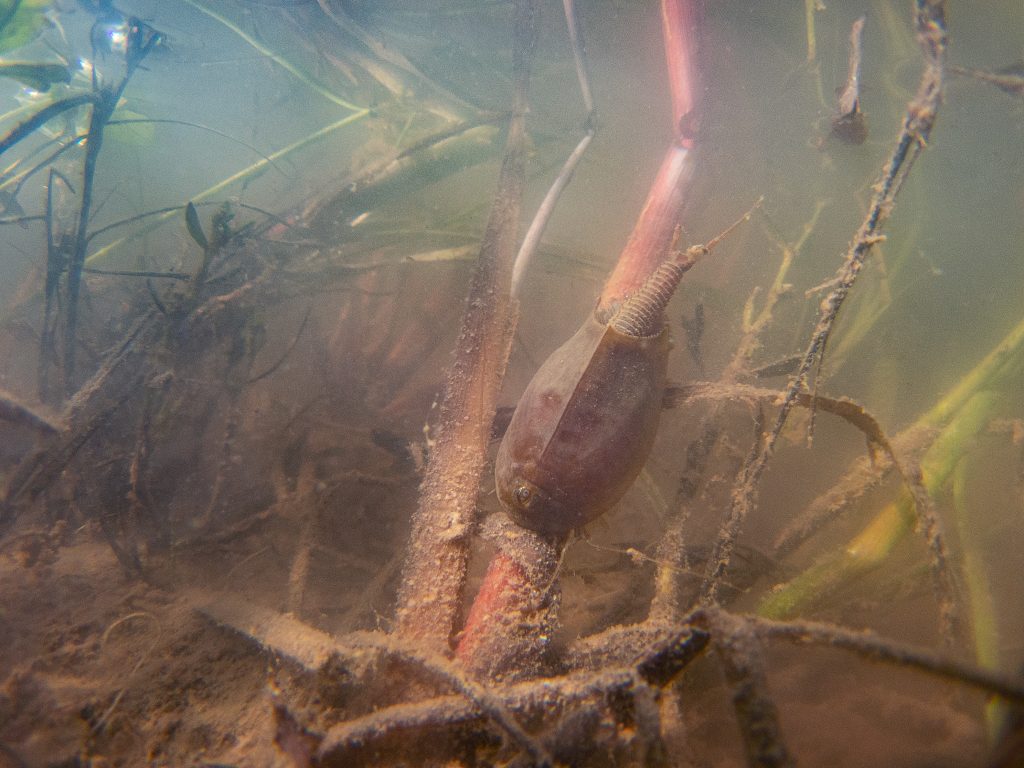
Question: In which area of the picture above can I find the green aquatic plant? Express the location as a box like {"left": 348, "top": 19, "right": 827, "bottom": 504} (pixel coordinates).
{"left": 0, "top": 0, "right": 50, "bottom": 55}
{"left": 0, "top": 60, "right": 70, "bottom": 91}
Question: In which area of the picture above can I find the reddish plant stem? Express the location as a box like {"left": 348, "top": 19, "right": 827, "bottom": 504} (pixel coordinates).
{"left": 459, "top": 0, "right": 702, "bottom": 678}
{"left": 597, "top": 145, "right": 693, "bottom": 315}
{"left": 597, "top": 0, "right": 701, "bottom": 315}
{"left": 455, "top": 519, "right": 561, "bottom": 680}
{"left": 661, "top": 0, "right": 701, "bottom": 141}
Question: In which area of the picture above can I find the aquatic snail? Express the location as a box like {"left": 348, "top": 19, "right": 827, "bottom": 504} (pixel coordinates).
{"left": 495, "top": 217, "right": 750, "bottom": 537}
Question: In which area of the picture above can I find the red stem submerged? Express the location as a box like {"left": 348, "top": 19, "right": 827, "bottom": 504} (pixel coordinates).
{"left": 597, "top": 0, "right": 701, "bottom": 315}
{"left": 459, "top": 0, "right": 702, "bottom": 677}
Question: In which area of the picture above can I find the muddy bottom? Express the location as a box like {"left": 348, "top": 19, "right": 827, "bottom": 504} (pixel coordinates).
{"left": 0, "top": 524, "right": 996, "bottom": 768}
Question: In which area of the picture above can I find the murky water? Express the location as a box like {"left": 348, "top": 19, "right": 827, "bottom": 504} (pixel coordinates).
{"left": 1, "top": 1, "right": 1022, "bottom": 765}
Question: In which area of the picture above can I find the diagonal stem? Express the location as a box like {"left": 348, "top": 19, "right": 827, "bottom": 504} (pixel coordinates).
{"left": 392, "top": 0, "right": 539, "bottom": 652}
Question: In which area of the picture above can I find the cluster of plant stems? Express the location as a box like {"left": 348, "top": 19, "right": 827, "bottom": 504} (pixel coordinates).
{"left": 1, "top": 0, "right": 1023, "bottom": 765}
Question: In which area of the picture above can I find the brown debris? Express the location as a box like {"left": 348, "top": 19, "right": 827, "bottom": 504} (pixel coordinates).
{"left": 830, "top": 15, "right": 869, "bottom": 145}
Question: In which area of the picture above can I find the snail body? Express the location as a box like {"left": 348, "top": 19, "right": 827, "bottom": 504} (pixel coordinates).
{"left": 496, "top": 250, "right": 702, "bottom": 536}
{"left": 495, "top": 314, "right": 670, "bottom": 535}
{"left": 495, "top": 213, "right": 752, "bottom": 537}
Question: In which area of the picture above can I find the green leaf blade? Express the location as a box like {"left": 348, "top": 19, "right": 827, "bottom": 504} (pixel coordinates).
{"left": 0, "top": 1, "right": 52, "bottom": 55}
{"left": 0, "top": 60, "right": 71, "bottom": 91}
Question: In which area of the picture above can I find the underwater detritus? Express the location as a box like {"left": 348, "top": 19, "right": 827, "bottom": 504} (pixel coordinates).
{"left": 950, "top": 61, "right": 1024, "bottom": 98}
{"left": 830, "top": 14, "right": 868, "bottom": 145}
{"left": 391, "top": 0, "right": 538, "bottom": 652}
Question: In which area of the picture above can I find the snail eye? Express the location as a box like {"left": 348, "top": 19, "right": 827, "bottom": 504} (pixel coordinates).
{"left": 513, "top": 485, "right": 532, "bottom": 505}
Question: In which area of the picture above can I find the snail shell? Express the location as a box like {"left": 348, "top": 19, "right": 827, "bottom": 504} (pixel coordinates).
{"left": 495, "top": 314, "right": 669, "bottom": 536}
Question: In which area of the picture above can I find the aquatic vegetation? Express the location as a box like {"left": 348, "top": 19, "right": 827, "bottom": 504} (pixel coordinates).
{"left": 0, "top": 60, "right": 71, "bottom": 91}
{"left": 0, "top": 0, "right": 1022, "bottom": 766}
{"left": 0, "top": 0, "right": 51, "bottom": 55}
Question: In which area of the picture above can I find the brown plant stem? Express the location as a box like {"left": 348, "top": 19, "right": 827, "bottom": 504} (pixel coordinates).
{"left": 597, "top": 144, "right": 693, "bottom": 316}
{"left": 702, "top": 609, "right": 795, "bottom": 768}
{"left": 749, "top": 614, "right": 1024, "bottom": 704}
{"left": 660, "top": 0, "right": 701, "bottom": 139}
{"left": 0, "top": 389, "right": 60, "bottom": 436}
{"left": 392, "top": 0, "right": 539, "bottom": 652}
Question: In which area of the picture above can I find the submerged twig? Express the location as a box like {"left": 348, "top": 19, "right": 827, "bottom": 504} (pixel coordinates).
{"left": 702, "top": 609, "right": 795, "bottom": 768}
{"left": 685, "top": 384, "right": 950, "bottom": 632}
{"left": 195, "top": 580, "right": 1024, "bottom": 766}
{"left": 510, "top": 131, "right": 592, "bottom": 298}
{"left": 762, "top": 301, "right": 1024, "bottom": 623}
{"left": 750, "top": 615, "right": 1024, "bottom": 704}
{"left": 0, "top": 389, "right": 61, "bottom": 436}
{"left": 702, "top": 2, "right": 953, "bottom": 637}
{"left": 196, "top": 591, "right": 552, "bottom": 766}
{"left": 82, "top": 267, "right": 191, "bottom": 281}
{"left": 949, "top": 63, "right": 1024, "bottom": 98}
{"left": 757, "top": 389, "right": 1000, "bottom": 625}
{"left": 727, "top": 201, "right": 827, "bottom": 382}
